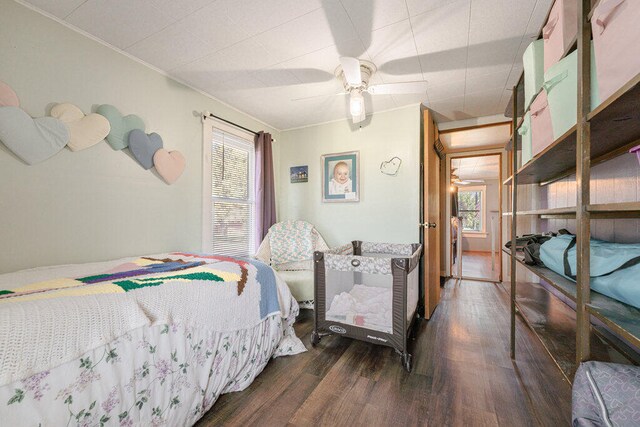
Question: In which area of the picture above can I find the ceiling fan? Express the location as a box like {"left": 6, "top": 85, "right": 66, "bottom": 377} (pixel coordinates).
{"left": 451, "top": 170, "right": 485, "bottom": 186}
{"left": 240, "top": 2, "right": 521, "bottom": 124}
{"left": 293, "top": 57, "right": 429, "bottom": 123}
{"left": 281, "top": 1, "right": 431, "bottom": 124}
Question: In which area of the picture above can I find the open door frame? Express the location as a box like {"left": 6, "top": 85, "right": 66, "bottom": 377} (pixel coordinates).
{"left": 448, "top": 151, "right": 503, "bottom": 283}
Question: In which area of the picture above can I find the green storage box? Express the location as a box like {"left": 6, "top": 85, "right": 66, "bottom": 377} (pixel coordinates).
{"left": 523, "top": 39, "right": 545, "bottom": 110}
{"left": 518, "top": 112, "right": 532, "bottom": 166}
{"left": 543, "top": 44, "right": 601, "bottom": 139}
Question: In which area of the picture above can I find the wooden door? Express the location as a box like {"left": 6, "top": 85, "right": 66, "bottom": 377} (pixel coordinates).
{"left": 422, "top": 108, "right": 441, "bottom": 319}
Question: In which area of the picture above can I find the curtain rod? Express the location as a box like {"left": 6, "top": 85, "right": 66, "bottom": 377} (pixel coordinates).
{"left": 202, "top": 112, "right": 275, "bottom": 141}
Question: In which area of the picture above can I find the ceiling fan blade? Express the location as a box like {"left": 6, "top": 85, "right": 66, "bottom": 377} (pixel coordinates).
{"left": 340, "top": 57, "right": 362, "bottom": 86}
{"left": 321, "top": 0, "right": 371, "bottom": 55}
{"left": 291, "top": 91, "right": 347, "bottom": 102}
{"left": 367, "top": 81, "right": 429, "bottom": 95}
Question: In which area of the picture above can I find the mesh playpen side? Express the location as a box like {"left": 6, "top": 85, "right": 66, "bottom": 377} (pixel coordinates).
{"left": 312, "top": 241, "right": 422, "bottom": 371}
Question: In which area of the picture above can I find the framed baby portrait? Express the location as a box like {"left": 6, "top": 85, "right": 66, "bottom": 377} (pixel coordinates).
{"left": 321, "top": 151, "right": 359, "bottom": 203}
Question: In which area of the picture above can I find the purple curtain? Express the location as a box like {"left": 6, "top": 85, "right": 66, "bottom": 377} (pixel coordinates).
{"left": 255, "top": 131, "right": 276, "bottom": 246}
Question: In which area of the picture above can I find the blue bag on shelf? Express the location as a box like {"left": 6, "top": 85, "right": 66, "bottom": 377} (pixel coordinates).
{"left": 540, "top": 234, "right": 640, "bottom": 309}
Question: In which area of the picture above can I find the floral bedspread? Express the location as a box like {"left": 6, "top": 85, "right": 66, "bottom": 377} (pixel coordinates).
{"left": 0, "top": 300, "right": 302, "bottom": 426}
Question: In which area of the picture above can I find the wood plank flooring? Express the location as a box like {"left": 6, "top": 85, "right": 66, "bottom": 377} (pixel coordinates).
{"left": 196, "top": 279, "right": 572, "bottom": 426}
{"left": 453, "top": 251, "right": 500, "bottom": 282}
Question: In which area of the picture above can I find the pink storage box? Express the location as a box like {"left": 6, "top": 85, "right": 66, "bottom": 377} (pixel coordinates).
{"left": 543, "top": 0, "right": 578, "bottom": 72}
{"left": 591, "top": 0, "right": 640, "bottom": 102}
{"left": 530, "top": 91, "right": 554, "bottom": 158}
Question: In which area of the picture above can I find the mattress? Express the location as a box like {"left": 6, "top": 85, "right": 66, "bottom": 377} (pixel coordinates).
{"left": 0, "top": 253, "right": 306, "bottom": 426}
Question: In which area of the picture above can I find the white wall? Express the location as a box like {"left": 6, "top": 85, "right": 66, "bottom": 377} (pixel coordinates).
{"left": 0, "top": 0, "right": 279, "bottom": 273}
{"left": 460, "top": 179, "right": 500, "bottom": 252}
{"left": 276, "top": 105, "right": 421, "bottom": 246}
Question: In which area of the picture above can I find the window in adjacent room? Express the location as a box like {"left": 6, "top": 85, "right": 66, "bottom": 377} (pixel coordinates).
{"left": 458, "top": 186, "right": 486, "bottom": 234}
{"left": 202, "top": 121, "right": 255, "bottom": 257}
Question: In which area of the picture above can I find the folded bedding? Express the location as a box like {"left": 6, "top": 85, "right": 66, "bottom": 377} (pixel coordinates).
{"left": 0, "top": 252, "right": 305, "bottom": 426}
{"left": 326, "top": 284, "right": 392, "bottom": 333}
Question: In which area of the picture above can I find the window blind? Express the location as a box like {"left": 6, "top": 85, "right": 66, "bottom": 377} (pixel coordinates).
{"left": 210, "top": 129, "right": 255, "bottom": 257}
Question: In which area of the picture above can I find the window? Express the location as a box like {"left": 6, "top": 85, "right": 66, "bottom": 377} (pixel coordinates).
{"left": 458, "top": 186, "right": 486, "bottom": 234}
{"left": 202, "top": 122, "right": 255, "bottom": 256}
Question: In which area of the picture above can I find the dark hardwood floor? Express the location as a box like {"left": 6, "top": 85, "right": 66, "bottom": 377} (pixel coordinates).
{"left": 196, "top": 279, "right": 572, "bottom": 426}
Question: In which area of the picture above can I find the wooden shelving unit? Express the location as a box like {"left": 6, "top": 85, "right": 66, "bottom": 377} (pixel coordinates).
{"left": 503, "top": 204, "right": 640, "bottom": 219}
{"left": 504, "top": 73, "right": 640, "bottom": 186}
{"left": 505, "top": 0, "right": 640, "bottom": 382}
{"left": 506, "top": 280, "right": 629, "bottom": 382}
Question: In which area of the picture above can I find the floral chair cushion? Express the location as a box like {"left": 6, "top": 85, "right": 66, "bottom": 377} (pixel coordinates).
{"left": 268, "top": 220, "right": 314, "bottom": 267}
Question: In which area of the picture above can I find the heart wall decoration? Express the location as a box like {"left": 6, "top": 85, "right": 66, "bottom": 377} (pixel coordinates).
{"left": 0, "top": 106, "right": 69, "bottom": 165}
{"left": 0, "top": 81, "right": 19, "bottom": 107}
{"left": 380, "top": 156, "right": 402, "bottom": 176}
{"left": 96, "top": 104, "right": 145, "bottom": 150}
{"left": 153, "top": 149, "right": 185, "bottom": 185}
{"left": 128, "top": 129, "right": 163, "bottom": 169}
{"left": 50, "top": 103, "right": 111, "bottom": 151}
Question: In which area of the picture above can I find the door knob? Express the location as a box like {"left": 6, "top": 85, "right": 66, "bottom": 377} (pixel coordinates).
{"left": 419, "top": 223, "right": 437, "bottom": 228}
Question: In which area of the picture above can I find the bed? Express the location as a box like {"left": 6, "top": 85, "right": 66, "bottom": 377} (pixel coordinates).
{"left": 0, "top": 252, "right": 306, "bottom": 426}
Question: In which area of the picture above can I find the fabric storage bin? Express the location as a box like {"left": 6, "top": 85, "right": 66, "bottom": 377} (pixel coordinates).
{"left": 543, "top": 46, "right": 600, "bottom": 139}
{"left": 591, "top": 0, "right": 640, "bottom": 103}
{"left": 523, "top": 39, "right": 545, "bottom": 110}
{"left": 573, "top": 361, "right": 640, "bottom": 427}
{"left": 543, "top": 0, "right": 578, "bottom": 72}
{"left": 530, "top": 91, "right": 554, "bottom": 157}
{"left": 518, "top": 112, "right": 533, "bottom": 166}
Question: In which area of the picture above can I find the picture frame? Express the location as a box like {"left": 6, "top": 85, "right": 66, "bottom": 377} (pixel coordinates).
{"left": 321, "top": 150, "right": 359, "bottom": 203}
{"left": 290, "top": 165, "right": 308, "bottom": 183}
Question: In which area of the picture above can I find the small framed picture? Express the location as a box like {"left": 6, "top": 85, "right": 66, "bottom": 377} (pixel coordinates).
{"left": 290, "top": 165, "right": 308, "bottom": 183}
{"left": 321, "top": 151, "right": 359, "bottom": 202}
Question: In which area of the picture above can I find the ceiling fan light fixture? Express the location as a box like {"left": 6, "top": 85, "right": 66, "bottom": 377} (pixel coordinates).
{"left": 349, "top": 90, "right": 364, "bottom": 117}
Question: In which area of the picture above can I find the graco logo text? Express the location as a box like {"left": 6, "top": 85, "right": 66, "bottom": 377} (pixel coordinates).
{"left": 329, "top": 325, "right": 347, "bottom": 334}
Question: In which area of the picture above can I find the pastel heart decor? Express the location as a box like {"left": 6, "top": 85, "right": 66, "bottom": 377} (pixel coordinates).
{"left": 128, "top": 129, "right": 163, "bottom": 169}
{"left": 0, "top": 81, "right": 19, "bottom": 107}
{"left": 153, "top": 149, "right": 185, "bottom": 184}
{"left": 50, "top": 103, "right": 111, "bottom": 151}
{"left": 0, "top": 106, "right": 69, "bottom": 165}
{"left": 96, "top": 104, "right": 144, "bottom": 150}
{"left": 380, "top": 156, "right": 402, "bottom": 176}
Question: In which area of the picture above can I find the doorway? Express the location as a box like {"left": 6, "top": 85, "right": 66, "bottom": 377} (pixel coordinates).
{"left": 450, "top": 154, "right": 502, "bottom": 282}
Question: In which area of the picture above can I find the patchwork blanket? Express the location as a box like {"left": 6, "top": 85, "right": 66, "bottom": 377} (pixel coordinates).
{"left": 0, "top": 253, "right": 297, "bottom": 386}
